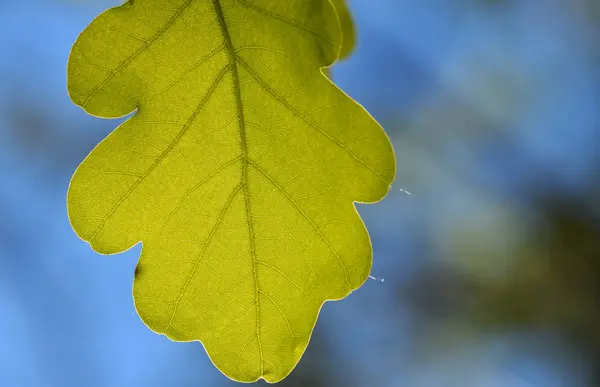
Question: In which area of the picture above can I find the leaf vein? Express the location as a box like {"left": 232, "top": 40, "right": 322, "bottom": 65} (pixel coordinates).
{"left": 213, "top": 0, "right": 264, "bottom": 376}
{"left": 164, "top": 184, "right": 243, "bottom": 334}
{"left": 214, "top": 300, "right": 256, "bottom": 353}
{"left": 248, "top": 159, "right": 352, "bottom": 293}
{"left": 143, "top": 44, "right": 225, "bottom": 102}
{"left": 159, "top": 156, "right": 242, "bottom": 234}
{"left": 236, "top": 333, "right": 257, "bottom": 380}
{"left": 88, "top": 65, "right": 229, "bottom": 244}
{"left": 237, "top": 57, "right": 390, "bottom": 185}
{"left": 259, "top": 290, "right": 295, "bottom": 337}
{"left": 235, "top": 0, "right": 339, "bottom": 48}
{"left": 82, "top": 0, "right": 196, "bottom": 107}
{"left": 257, "top": 261, "right": 308, "bottom": 299}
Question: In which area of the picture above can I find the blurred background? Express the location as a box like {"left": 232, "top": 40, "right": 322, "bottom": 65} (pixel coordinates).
{"left": 1, "top": 0, "right": 599, "bottom": 386}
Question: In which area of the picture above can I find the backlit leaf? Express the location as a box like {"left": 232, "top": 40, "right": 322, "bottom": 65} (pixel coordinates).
{"left": 331, "top": 0, "right": 355, "bottom": 59}
{"left": 67, "top": 0, "right": 395, "bottom": 382}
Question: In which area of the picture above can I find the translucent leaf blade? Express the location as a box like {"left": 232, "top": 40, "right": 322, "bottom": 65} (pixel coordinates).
{"left": 67, "top": 0, "right": 395, "bottom": 382}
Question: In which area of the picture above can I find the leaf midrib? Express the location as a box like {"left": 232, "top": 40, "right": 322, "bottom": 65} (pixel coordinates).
{"left": 212, "top": 0, "right": 265, "bottom": 377}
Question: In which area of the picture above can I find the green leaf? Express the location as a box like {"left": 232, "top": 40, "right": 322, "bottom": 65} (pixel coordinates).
{"left": 330, "top": 0, "right": 356, "bottom": 59}
{"left": 67, "top": 0, "right": 395, "bottom": 382}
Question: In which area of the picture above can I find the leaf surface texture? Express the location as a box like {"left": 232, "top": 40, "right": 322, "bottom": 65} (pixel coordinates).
{"left": 331, "top": 0, "right": 355, "bottom": 59}
{"left": 67, "top": 0, "right": 395, "bottom": 382}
